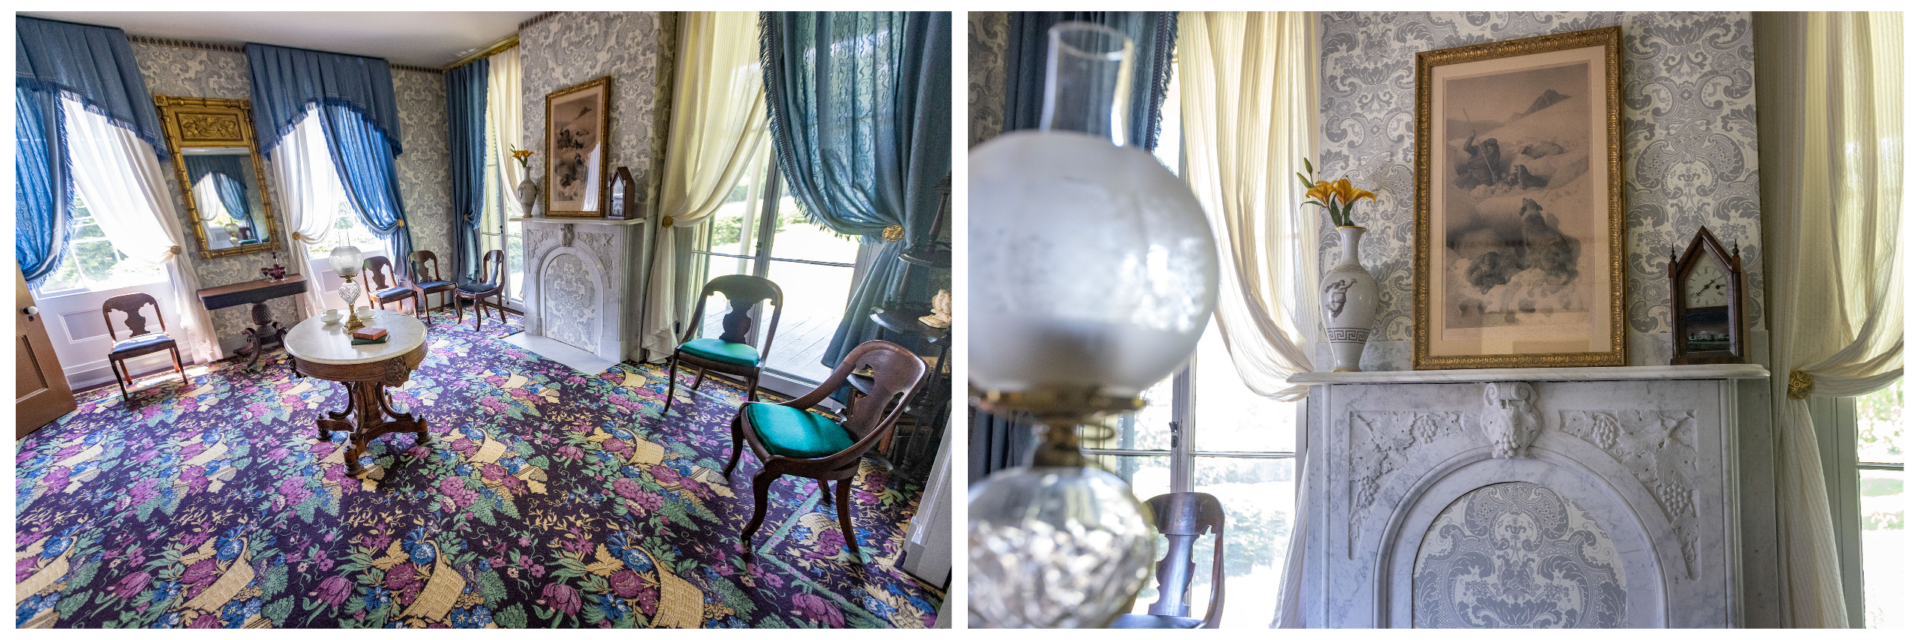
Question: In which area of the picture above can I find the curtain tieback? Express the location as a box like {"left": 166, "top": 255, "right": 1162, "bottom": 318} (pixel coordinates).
{"left": 882, "top": 225, "right": 905, "bottom": 242}
{"left": 661, "top": 215, "right": 674, "bottom": 228}
{"left": 167, "top": 245, "right": 182, "bottom": 256}
{"left": 290, "top": 231, "right": 304, "bottom": 241}
{"left": 395, "top": 220, "right": 406, "bottom": 227}
{"left": 1787, "top": 369, "right": 1815, "bottom": 400}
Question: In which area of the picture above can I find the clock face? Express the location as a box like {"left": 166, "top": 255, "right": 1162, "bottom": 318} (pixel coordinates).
{"left": 1684, "top": 264, "right": 1728, "bottom": 309}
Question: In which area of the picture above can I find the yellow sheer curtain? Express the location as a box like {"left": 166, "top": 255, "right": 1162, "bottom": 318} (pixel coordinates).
{"left": 1759, "top": 11, "right": 1903, "bottom": 628}
{"left": 1178, "top": 11, "right": 1318, "bottom": 401}
{"left": 1176, "top": 11, "right": 1319, "bottom": 627}
{"left": 640, "top": 11, "right": 770, "bottom": 361}
{"left": 487, "top": 46, "right": 524, "bottom": 211}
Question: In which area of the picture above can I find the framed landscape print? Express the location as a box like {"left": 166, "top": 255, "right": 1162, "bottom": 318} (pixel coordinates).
{"left": 544, "top": 76, "right": 612, "bottom": 217}
{"left": 1413, "top": 26, "right": 1625, "bottom": 369}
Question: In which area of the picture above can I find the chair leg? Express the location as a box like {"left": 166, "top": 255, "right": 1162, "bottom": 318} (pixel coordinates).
{"left": 112, "top": 359, "right": 129, "bottom": 403}
{"left": 723, "top": 412, "right": 747, "bottom": 478}
{"left": 171, "top": 345, "right": 187, "bottom": 386}
{"left": 692, "top": 368, "right": 707, "bottom": 392}
{"left": 455, "top": 295, "right": 466, "bottom": 326}
{"left": 741, "top": 470, "right": 777, "bottom": 546}
{"left": 835, "top": 477, "right": 861, "bottom": 559}
{"left": 663, "top": 355, "right": 680, "bottom": 413}
{"left": 817, "top": 479, "right": 834, "bottom": 507}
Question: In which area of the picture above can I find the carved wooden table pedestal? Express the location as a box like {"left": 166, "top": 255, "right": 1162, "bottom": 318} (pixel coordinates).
{"left": 283, "top": 310, "right": 430, "bottom": 479}
{"left": 197, "top": 274, "right": 308, "bottom": 371}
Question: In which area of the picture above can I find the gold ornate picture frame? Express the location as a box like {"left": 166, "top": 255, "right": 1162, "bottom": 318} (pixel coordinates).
{"left": 1413, "top": 26, "right": 1625, "bottom": 369}
{"left": 154, "top": 95, "right": 284, "bottom": 261}
{"left": 543, "top": 76, "right": 612, "bottom": 218}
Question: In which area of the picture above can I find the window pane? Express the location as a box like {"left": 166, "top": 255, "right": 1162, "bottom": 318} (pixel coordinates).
{"left": 1858, "top": 378, "right": 1903, "bottom": 465}
{"left": 1859, "top": 468, "right": 1903, "bottom": 628}
{"left": 1193, "top": 321, "right": 1298, "bottom": 453}
{"left": 1191, "top": 456, "right": 1296, "bottom": 628}
{"left": 1086, "top": 375, "right": 1177, "bottom": 451}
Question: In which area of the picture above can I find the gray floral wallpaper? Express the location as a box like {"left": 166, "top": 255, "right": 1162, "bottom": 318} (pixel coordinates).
{"left": 968, "top": 11, "right": 1010, "bottom": 147}
{"left": 128, "top": 42, "right": 455, "bottom": 352}
{"left": 1317, "top": 12, "right": 1763, "bottom": 366}
{"left": 393, "top": 68, "right": 453, "bottom": 269}
{"left": 519, "top": 11, "right": 675, "bottom": 219}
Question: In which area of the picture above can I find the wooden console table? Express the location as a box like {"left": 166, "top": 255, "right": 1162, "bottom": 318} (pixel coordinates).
{"left": 197, "top": 274, "right": 308, "bottom": 371}
{"left": 283, "top": 310, "right": 430, "bottom": 480}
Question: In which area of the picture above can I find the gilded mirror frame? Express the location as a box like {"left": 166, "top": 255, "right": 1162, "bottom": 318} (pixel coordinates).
{"left": 154, "top": 95, "right": 283, "bottom": 260}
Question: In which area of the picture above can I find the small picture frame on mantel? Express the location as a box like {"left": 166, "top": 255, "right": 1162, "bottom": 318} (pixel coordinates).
{"left": 607, "top": 166, "right": 635, "bottom": 220}
{"left": 1667, "top": 226, "right": 1747, "bottom": 365}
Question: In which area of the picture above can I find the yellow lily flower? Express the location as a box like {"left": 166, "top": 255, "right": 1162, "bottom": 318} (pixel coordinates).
{"left": 1304, "top": 180, "right": 1335, "bottom": 206}
{"left": 1329, "top": 179, "right": 1376, "bottom": 207}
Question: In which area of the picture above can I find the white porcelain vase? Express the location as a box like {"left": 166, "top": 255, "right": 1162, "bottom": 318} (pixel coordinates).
{"left": 516, "top": 177, "right": 539, "bottom": 216}
{"left": 1322, "top": 225, "right": 1377, "bottom": 372}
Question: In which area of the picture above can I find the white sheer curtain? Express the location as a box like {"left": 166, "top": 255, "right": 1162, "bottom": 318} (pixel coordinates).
{"left": 1759, "top": 11, "right": 1904, "bottom": 628}
{"left": 487, "top": 45, "right": 523, "bottom": 214}
{"left": 268, "top": 107, "right": 344, "bottom": 318}
{"left": 640, "top": 11, "right": 770, "bottom": 361}
{"left": 62, "top": 99, "right": 221, "bottom": 362}
{"left": 1173, "top": 13, "right": 1319, "bottom": 627}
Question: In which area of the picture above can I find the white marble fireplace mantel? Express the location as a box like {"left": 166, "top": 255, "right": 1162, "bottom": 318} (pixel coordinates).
{"left": 1290, "top": 364, "right": 1768, "bottom": 628}
{"left": 510, "top": 216, "right": 651, "bottom": 371}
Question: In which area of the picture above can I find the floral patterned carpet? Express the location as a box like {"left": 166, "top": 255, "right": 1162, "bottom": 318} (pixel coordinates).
{"left": 16, "top": 308, "right": 941, "bottom": 628}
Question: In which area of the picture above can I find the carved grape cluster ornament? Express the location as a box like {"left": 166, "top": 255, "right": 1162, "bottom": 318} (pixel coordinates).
{"left": 1480, "top": 382, "right": 1542, "bottom": 458}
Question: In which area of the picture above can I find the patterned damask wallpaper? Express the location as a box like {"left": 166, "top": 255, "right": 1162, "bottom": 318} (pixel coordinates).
{"left": 393, "top": 69, "right": 453, "bottom": 269}
{"left": 1318, "top": 12, "right": 1764, "bottom": 356}
{"left": 1413, "top": 482, "right": 1628, "bottom": 628}
{"left": 519, "top": 11, "right": 676, "bottom": 219}
{"left": 128, "top": 42, "right": 455, "bottom": 351}
{"left": 968, "top": 11, "right": 1011, "bottom": 147}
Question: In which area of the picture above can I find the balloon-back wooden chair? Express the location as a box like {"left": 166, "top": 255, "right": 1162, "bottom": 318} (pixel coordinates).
{"left": 725, "top": 340, "right": 926, "bottom": 561}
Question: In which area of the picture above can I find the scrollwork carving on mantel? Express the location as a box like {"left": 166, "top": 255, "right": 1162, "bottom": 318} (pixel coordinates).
{"left": 1349, "top": 410, "right": 1468, "bottom": 557}
{"left": 1560, "top": 409, "right": 1702, "bottom": 579}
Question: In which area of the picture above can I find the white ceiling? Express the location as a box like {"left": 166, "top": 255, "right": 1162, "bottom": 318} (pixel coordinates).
{"left": 22, "top": 11, "right": 543, "bottom": 67}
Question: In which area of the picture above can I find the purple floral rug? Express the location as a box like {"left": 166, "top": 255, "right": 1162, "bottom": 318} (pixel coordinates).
{"left": 16, "top": 308, "right": 942, "bottom": 628}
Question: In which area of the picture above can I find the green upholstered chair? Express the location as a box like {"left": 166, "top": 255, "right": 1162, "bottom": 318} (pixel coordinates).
{"left": 725, "top": 340, "right": 926, "bottom": 561}
{"left": 663, "top": 275, "right": 783, "bottom": 413}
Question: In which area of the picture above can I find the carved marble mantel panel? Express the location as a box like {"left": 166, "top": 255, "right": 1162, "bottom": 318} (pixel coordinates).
{"left": 520, "top": 217, "right": 648, "bottom": 364}
{"left": 1297, "top": 366, "right": 1766, "bottom": 628}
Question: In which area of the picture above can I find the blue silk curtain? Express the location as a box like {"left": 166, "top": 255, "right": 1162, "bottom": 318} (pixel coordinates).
{"left": 15, "top": 85, "right": 72, "bottom": 286}
{"left": 247, "top": 44, "right": 413, "bottom": 274}
{"left": 184, "top": 154, "right": 255, "bottom": 222}
{"left": 445, "top": 58, "right": 489, "bottom": 284}
{"left": 761, "top": 11, "right": 952, "bottom": 369}
{"left": 16, "top": 16, "right": 169, "bottom": 159}
{"left": 1002, "top": 12, "right": 1179, "bottom": 151}
{"left": 16, "top": 16, "right": 165, "bottom": 286}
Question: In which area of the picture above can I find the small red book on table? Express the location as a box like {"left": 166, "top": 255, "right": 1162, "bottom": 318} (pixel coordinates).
{"left": 350, "top": 327, "right": 387, "bottom": 341}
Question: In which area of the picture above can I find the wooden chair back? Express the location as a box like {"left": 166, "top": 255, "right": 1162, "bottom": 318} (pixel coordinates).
{"left": 363, "top": 256, "right": 398, "bottom": 290}
{"left": 476, "top": 249, "right": 506, "bottom": 288}
{"left": 101, "top": 293, "right": 166, "bottom": 342}
{"left": 1141, "top": 492, "right": 1228, "bottom": 628}
{"left": 410, "top": 250, "right": 444, "bottom": 283}
{"left": 769, "top": 341, "right": 926, "bottom": 473}
{"left": 681, "top": 275, "right": 784, "bottom": 353}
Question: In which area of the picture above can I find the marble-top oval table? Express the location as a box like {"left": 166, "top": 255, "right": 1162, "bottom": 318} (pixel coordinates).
{"left": 284, "top": 310, "right": 430, "bottom": 479}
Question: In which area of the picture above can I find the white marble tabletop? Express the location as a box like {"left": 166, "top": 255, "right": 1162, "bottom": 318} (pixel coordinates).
{"left": 283, "top": 310, "right": 428, "bottom": 366}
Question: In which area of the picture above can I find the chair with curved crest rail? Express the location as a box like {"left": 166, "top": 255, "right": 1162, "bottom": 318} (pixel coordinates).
{"left": 101, "top": 292, "right": 189, "bottom": 403}
{"left": 663, "top": 275, "right": 783, "bottom": 413}
{"left": 407, "top": 250, "right": 458, "bottom": 325}
{"left": 726, "top": 340, "right": 926, "bottom": 562}
{"left": 454, "top": 249, "right": 508, "bottom": 331}
{"left": 362, "top": 256, "right": 416, "bottom": 315}
{"left": 1108, "top": 492, "right": 1227, "bottom": 629}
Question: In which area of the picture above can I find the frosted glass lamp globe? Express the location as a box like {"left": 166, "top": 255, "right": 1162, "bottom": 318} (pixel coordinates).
{"left": 968, "top": 130, "right": 1218, "bottom": 398}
